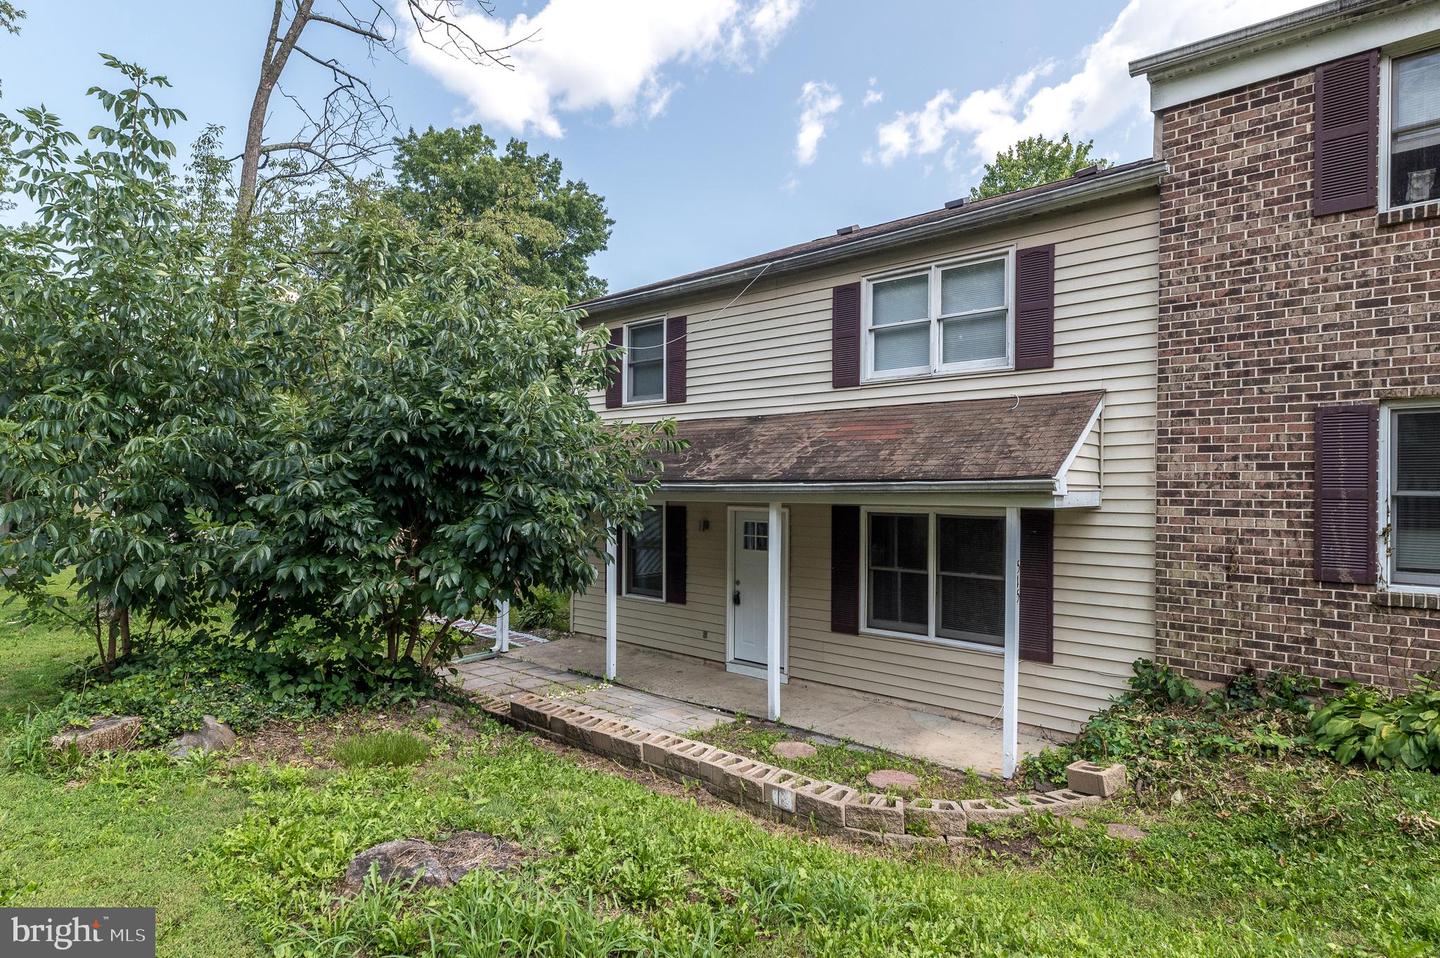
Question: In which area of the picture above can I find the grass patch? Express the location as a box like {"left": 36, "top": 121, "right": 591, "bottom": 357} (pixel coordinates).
{"left": 333, "top": 729, "right": 432, "bottom": 768}
{"left": 695, "top": 716, "right": 1000, "bottom": 800}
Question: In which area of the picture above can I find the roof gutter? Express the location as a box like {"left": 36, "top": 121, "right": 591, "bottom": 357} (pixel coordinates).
{"left": 658, "top": 478, "right": 1059, "bottom": 495}
{"left": 579, "top": 160, "right": 1167, "bottom": 317}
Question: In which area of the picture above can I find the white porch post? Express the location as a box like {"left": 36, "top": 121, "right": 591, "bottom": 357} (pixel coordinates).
{"left": 1002, "top": 506, "right": 1021, "bottom": 779}
{"left": 767, "top": 501, "right": 783, "bottom": 721}
{"left": 495, "top": 600, "right": 510, "bottom": 653}
{"left": 605, "top": 530, "right": 618, "bottom": 681}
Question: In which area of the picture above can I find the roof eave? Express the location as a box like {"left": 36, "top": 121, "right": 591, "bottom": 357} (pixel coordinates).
{"left": 577, "top": 160, "right": 1167, "bottom": 318}
{"left": 657, "top": 478, "right": 1059, "bottom": 495}
{"left": 1127, "top": 0, "right": 1400, "bottom": 79}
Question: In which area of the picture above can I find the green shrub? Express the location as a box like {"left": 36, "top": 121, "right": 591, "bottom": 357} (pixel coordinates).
{"left": 1126, "top": 658, "right": 1203, "bottom": 708}
{"left": 511, "top": 586, "right": 569, "bottom": 633}
{"left": 333, "top": 730, "right": 431, "bottom": 769}
{"left": 1311, "top": 678, "right": 1440, "bottom": 771}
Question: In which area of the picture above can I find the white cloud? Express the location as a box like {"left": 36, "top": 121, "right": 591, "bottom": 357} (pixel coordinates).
{"left": 408, "top": 0, "right": 805, "bottom": 137}
{"left": 794, "top": 80, "right": 843, "bottom": 166}
{"left": 871, "top": 0, "right": 1315, "bottom": 167}
{"left": 862, "top": 77, "right": 884, "bottom": 108}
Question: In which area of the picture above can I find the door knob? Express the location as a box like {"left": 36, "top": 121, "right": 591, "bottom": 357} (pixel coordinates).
{"left": 733, "top": 590, "right": 741, "bottom": 606}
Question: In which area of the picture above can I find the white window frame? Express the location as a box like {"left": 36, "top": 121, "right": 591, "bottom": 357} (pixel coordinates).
{"left": 860, "top": 249, "right": 1015, "bottom": 383}
{"left": 623, "top": 317, "right": 667, "bottom": 406}
{"left": 622, "top": 504, "right": 666, "bottom": 602}
{"left": 858, "top": 505, "right": 1010, "bottom": 655}
{"left": 1379, "top": 41, "right": 1440, "bottom": 214}
{"left": 1378, "top": 401, "right": 1440, "bottom": 594}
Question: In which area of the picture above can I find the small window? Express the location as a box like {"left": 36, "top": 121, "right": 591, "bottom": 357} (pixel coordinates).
{"left": 866, "top": 254, "right": 1011, "bottom": 380}
{"left": 742, "top": 520, "right": 768, "bottom": 552}
{"left": 1390, "top": 408, "right": 1440, "bottom": 587}
{"left": 865, "top": 511, "right": 1008, "bottom": 648}
{"left": 936, "top": 516, "right": 1005, "bottom": 646}
{"left": 625, "top": 320, "right": 665, "bottom": 403}
{"left": 625, "top": 507, "right": 664, "bottom": 598}
{"left": 868, "top": 513, "right": 929, "bottom": 635}
{"left": 1389, "top": 47, "right": 1440, "bottom": 208}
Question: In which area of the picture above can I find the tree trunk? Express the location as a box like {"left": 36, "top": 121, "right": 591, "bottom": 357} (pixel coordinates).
{"left": 235, "top": 0, "right": 313, "bottom": 232}
{"left": 118, "top": 608, "right": 131, "bottom": 658}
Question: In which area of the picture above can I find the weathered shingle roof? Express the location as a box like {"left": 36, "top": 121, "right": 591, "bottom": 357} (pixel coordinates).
{"left": 658, "top": 390, "right": 1103, "bottom": 487}
{"left": 579, "top": 159, "right": 1165, "bottom": 317}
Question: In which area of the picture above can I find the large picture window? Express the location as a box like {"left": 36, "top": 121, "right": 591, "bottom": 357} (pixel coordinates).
{"left": 1390, "top": 407, "right": 1440, "bottom": 587}
{"left": 1388, "top": 47, "right": 1440, "bottom": 208}
{"left": 625, "top": 319, "right": 665, "bottom": 404}
{"left": 865, "top": 511, "right": 1007, "bottom": 648}
{"left": 625, "top": 507, "right": 665, "bottom": 598}
{"left": 865, "top": 253, "right": 1011, "bottom": 380}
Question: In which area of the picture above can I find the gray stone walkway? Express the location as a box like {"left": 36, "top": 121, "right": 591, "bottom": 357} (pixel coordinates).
{"left": 450, "top": 656, "right": 729, "bottom": 736}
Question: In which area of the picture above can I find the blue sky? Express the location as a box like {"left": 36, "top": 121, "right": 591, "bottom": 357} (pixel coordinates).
{"left": 0, "top": 0, "right": 1311, "bottom": 292}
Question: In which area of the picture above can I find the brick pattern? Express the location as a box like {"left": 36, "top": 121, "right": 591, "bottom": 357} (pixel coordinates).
{"left": 1155, "top": 67, "right": 1440, "bottom": 688}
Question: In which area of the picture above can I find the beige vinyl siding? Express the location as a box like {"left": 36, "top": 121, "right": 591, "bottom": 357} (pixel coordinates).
{"left": 1065, "top": 426, "right": 1103, "bottom": 492}
{"left": 572, "top": 192, "right": 1159, "bottom": 734}
{"left": 572, "top": 503, "right": 727, "bottom": 664}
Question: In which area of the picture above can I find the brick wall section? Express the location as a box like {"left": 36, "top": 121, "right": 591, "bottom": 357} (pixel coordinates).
{"left": 1155, "top": 67, "right": 1440, "bottom": 687}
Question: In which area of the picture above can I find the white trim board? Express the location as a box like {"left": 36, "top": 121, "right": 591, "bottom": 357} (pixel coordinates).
{"left": 1138, "top": 2, "right": 1440, "bottom": 112}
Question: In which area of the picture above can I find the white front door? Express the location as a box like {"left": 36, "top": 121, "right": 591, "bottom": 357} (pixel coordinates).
{"left": 730, "top": 510, "right": 772, "bottom": 666}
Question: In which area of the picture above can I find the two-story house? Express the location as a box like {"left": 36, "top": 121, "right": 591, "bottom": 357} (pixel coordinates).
{"left": 565, "top": 160, "right": 1165, "bottom": 776}
{"left": 1130, "top": 0, "right": 1440, "bottom": 690}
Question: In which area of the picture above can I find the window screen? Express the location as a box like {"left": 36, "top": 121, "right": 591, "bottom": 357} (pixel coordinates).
{"left": 1391, "top": 48, "right": 1440, "bottom": 207}
{"left": 936, "top": 516, "right": 1005, "bottom": 645}
{"left": 626, "top": 507, "right": 664, "bottom": 597}
{"left": 867, "top": 513, "right": 928, "bottom": 634}
{"left": 1393, "top": 408, "right": 1440, "bottom": 585}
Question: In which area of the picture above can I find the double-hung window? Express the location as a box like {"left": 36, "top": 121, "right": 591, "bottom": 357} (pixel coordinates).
{"left": 865, "top": 510, "right": 1007, "bottom": 649}
{"left": 1387, "top": 46, "right": 1440, "bottom": 208}
{"left": 625, "top": 506, "right": 665, "bottom": 598}
{"left": 1388, "top": 407, "right": 1440, "bottom": 588}
{"left": 625, "top": 319, "right": 665, "bottom": 404}
{"left": 865, "top": 252, "right": 1011, "bottom": 380}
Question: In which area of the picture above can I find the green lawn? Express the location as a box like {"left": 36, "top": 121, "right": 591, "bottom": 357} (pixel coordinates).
{"left": 2, "top": 601, "right": 1439, "bottom": 957}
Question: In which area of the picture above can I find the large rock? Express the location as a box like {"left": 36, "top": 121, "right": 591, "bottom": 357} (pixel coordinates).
{"left": 339, "top": 832, "right": 531, "bottom": 896}
{"left": 50, "top": 716, "right": 141, "bottom": 755}
{"left": 167, "top": 715, "right": 237, "bottom": 758}
{"left": 772, "top": 741, "right": 817, "bottom": 760}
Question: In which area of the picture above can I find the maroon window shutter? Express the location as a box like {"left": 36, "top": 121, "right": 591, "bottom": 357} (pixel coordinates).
{"left": 1014, "top": 245, "right": 1055, "bottom": 371}
{"left": 1314, "top": 404, "right": 1379, "bottom": 584}
{"left": 604, "top": 327, "right": 624, "bottom": 408}
{"left": 1313, "top": 50, "right": 1378, "bottom": 216}
{"left": 830, "top": 505, "right": 860, "bottom": 633}
{"left": 664, "top": 504, "right": 686, "bottom": 604}
{"left": 831, "top": 283, "right": 861, "bottom": 388}
{"left": 665, "top": 316, "right": 687, "bottom": 404}
{"left": 1018, "top": 510, "right": 1054, "bottom": 664}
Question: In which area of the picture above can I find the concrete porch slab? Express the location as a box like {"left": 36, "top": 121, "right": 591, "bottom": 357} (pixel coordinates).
{"left": 454, "top": 634, "right": 1055, "bottom": 777}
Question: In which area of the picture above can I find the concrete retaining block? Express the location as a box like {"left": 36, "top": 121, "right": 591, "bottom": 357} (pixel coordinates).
{"left": 904, "top": 797, "right": 968, "bottom": 837}
{"left": 606, "top": 726, "right": 655, "bottom": 764}
{"left": 1046, "top": 788, "right": 1103, "bottom": 808}
{"left": 546, "top": 705, "right": 591, "bottom": 739}
{"left": 960, "top": 796, "right": 1028, "bottom": 823}
{"left": 715, "top": 755, "right": 778, "bottom": 801}
{"left": 843, "top": 793, "right": 904, "bottom": 834}
{"left": 794, "top": 781, "right": 856, "bottom": 828}
{"left": 580, "top": 718, "right": 630, "bottom": 754}
{"left": 762, "top": 770, "right": 814, "bottom": 815}
{"left": 639, "top": 732, "right": 688, "bottom": 768}
{"left": 507, "top": 692, "right": 549, "bottom": 727}
{"left": 563, "top": 714, "right": 606, "bottom": 746}
{"left": 1066, "top": 761, "right": 1127, "bottom": 798}
{"left": 659, "top": 740, "right": 718, "bottom": 779}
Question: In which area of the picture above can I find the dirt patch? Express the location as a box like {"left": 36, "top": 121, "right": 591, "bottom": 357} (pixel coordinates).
{"left": 232, "top": 699, "right": 493, "bottom": 769}
{"left": 337, "top": 831, "right": 534, "bottom": 896}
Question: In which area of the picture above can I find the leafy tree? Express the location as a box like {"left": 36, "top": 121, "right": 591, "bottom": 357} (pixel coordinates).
{"left": 0, "top": 2, "right": 22, "bottom": 35}
{"left": 224, "top": 199, "right": 668, "bottom": 667}
{"left": 391, "top": 125, "right": 613, "bottom": 301}
{"left": 0, "top": 58, "right": 264, "bottom": 668}
{"left": 969, "top": 134, "right": 1110, "bottom": 201}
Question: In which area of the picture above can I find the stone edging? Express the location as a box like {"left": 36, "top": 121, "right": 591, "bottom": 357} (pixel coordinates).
{"left": 474, "top": 691, "right": 1121, "bottom": 848}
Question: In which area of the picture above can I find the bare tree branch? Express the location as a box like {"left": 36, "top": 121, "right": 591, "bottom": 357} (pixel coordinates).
{"left": 233, "top": 0, "right": 525, "bottom": 233}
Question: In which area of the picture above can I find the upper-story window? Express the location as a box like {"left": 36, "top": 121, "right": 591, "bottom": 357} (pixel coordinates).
{"left": 1388, "top": 406, "right": 1440, "bottom": 588}
{"left": 1388, "top": 46, "right": 1440, "bottom": 208}
{"left": 864, "top": 251, "right": 1012, "bottom": 381}
{"left": 625, "top": 319, "right": 666, "bottom": 404}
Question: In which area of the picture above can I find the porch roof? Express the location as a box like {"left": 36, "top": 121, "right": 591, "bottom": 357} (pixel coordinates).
{"left": 657, "top": 389, "right": 1104, "bottom": 495}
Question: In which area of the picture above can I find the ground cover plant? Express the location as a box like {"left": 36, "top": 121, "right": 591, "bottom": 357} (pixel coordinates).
{"left": 4, "top": 607, "right": 1440, "bottom": 957}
